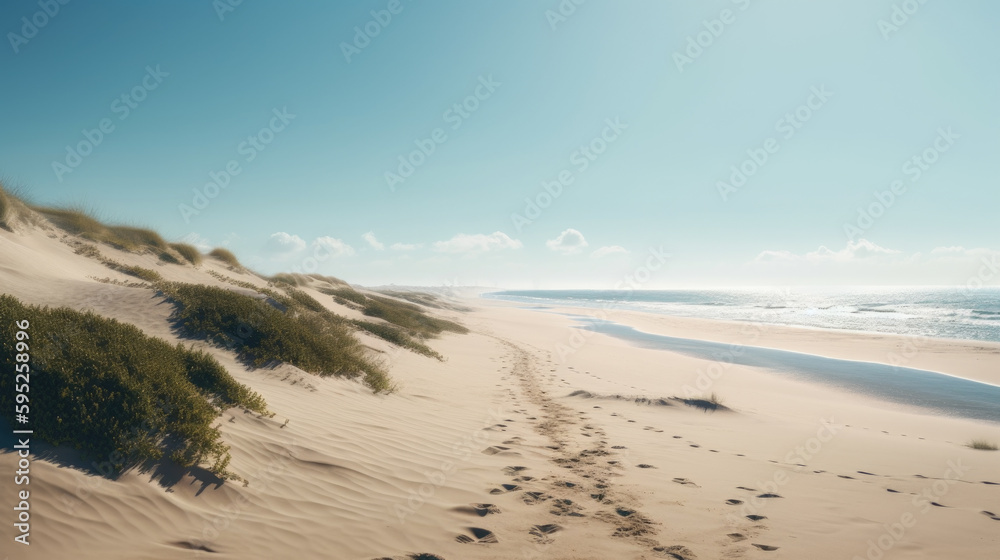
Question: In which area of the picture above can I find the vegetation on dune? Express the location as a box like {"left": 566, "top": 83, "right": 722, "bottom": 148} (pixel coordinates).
{"left": 968, "top": 439, "right": 998, "bottom": 451}
{"left": 0, "top": 182, "right": 37, "bottom": 231}
{"left": 0, "top": 294, "right": 267, "bottom": 478}
{"left": 168, "top": 243, "right": 204, "bottom": 266}
{"left": 160, "top": 282, "right": 393, "bottom": 392}
{"left": 208, "top": 247, "right": 242, "bottom": 270}
{"left": 350, "top": 319, "right": 443, "bottom": 360}
{"left": 322, "top": 286, "right": 467, "bottom": 337}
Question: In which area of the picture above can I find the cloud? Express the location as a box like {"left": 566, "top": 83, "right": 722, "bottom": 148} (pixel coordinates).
{"left": 546, "top": 228, "right": 588, "bottom": 255}
{"left": 755, "top": 239, "right": 901, "bottom": 263}
{"left": 390, "top": 242, "right": 423, "bottom": 251}
{"left": 362, "top": 231, "right": 385, "bottom": 251}
{"left": 312, "top": 236, "right": 355, "bottom": 258}
{"left": 264, "top": 232, "right": 306, "bottom": 255}
{"left": 433, "top": 232, "right": 522, "bottom": 255}
{"left": 591, "top": 245, "right": 629, "bottom": 258}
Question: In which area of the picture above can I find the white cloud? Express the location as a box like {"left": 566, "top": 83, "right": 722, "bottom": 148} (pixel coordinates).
{"left": 390, "top": 242, "right": 423, "bottom": 251}
{"left": 755, "top": 239, "right": 901, "bottom": 263}
{"left": 546, "top": 228, "right": 589, "bottom": 255}
{"left": 312, "top": 236, "right": 355, "bottom": 258}
{"left": 362, "top": 231, "right": 385, "bottom": 251}
{"left": 591, "top": 245, "right": 629, "bottom": 258}
{"left": 264, "top": 232, "right": 306, "bottom": 255}
{"left": 433, "top": 231, "right": 522, "bottom": 255}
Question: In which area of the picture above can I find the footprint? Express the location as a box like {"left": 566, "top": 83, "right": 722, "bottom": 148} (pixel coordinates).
{"left": 611, "top": 445, "right": 627, "bottom": 449}
{"left": 838, "top": 475, "right": 855, "bottom": 480}
{"left": 725, "top": 499, "right": 744, "bottom": 505}
{"left": 982, "top": 481, "right": 1000, "bottom": 485}
{"left": 736, "top": 486, "right": 757, "bottom": 491}
{"left": 727, "top": 533, "right": 747, "bottom": 541}
{"left": 886, "top": 489, "right": 901, "bottom": 493}
{"left": 471, "top": 503, "right": 500, "bottom": 516}
{"left": 481, "top": 446, "right": 510, "bottom": 455}
{"left": 752, "top": 544, "right": 779, "bottom": 551}
{"left": 689, "top": 444, "right": 700, "bottom": 448}
{"left": 672, "top": 478, "right": 700, "bottom": 487}
{"left": 522, "top": 491, "right": 550, "bottom": 504}
{"left": 637, "top": 464, "right": 657, "bottom": 469}
{"left": 456, "top": 527, "right": 499, "bottom": 544}
{"left": 503, "top": 466, "right": 527, "bottom": 475}
{"left": 529, "top": 523, "right": 562, "bottom": 540}
{"left": 652, "top": 545, "right": 697, "bottom": 559}
{"left": 857, "top": 471, "right": 878, "bottom": 476}
{"left": 746, "top": 514, "right": 767, "bottom": 521}
{"left": 982, "top": 511, "right": 1000, "bottom": 521}
{"left": 616, "top": 507, "right": 635, "bottom": 517}
{"left": 550, "top": 498, "right": 584, "bottom": 517}
{"left": 757, "top": 493, "right": 782, "bottom": 499}
{"left": 489, "top": 484, "right": 521, "bottom": 494}
{"left": 672, "top": 435, "right": 682, "bottom": 439}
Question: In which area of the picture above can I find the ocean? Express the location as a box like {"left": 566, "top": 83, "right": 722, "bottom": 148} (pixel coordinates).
{"left": 485, "top": 287, "right": 1000, "bottom": 343}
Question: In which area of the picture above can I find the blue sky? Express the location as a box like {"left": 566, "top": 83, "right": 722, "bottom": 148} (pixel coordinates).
{"left": 2, "top": 0, "right": 998, "bottom": 288}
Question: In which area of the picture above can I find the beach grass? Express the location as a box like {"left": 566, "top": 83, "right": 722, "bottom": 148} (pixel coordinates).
{"left": 169, "top": 243, "right": 203, "bottom": 266}
{"left": 160, "top": 282, "right": 393, "bottom": 392}
{"left": 968, "top": 439, "right": 998, "bottom": 451}
{"left": 0, "top": 294, "right": 267, "bottom": 478}
{"left": 208, "top": 248, "right": 242, "bottom": 269}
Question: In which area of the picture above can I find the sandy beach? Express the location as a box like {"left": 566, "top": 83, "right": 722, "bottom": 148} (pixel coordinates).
{"left": 2, "top": 222, "right": 998, "bottom": 560}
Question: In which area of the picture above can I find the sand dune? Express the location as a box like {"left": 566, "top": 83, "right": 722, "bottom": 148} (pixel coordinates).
{"left": 1, "top": 220, "right": 998, "bottom": 559}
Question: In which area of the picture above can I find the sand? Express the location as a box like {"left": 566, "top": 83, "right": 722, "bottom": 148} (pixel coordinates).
{"left": 1, "top": 223, "right": 999, "bottom": 559}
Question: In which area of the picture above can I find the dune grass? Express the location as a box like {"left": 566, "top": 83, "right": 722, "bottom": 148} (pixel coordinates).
{"left": 0, "top": 294, "right": 267, "bottom": 479}
{"left": 0, "top": 182, "right": 36, "bottom": 231}
{"left": 968, "top": 439, "right": 998, "bottom": 451}
{"left": 208, "top": 247, "right": 242, "bottom": 269}
{"left": 169, "top": 243, "right": 203, "bottom": 266}
{"left": 270, "top": 273, "right": 305, "bottom": 287}
{"left": 160, "top": 282, "right": 392, "bottom": 392}
{"left": 321, "top": 286, "right": 467, "bottom": 337}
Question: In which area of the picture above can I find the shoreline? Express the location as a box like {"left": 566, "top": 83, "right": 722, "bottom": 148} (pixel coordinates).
{"left": 477, "top": 297, "right": 1000, "bottom": 387}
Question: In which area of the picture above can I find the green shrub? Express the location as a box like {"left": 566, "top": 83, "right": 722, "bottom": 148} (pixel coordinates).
{"left": 169, "top": 243, "right": 203, "bottom": 266}
{"left": 160, "top": 283, "right": 392, "bottom": 392}
{"left": 362, "top": 294, "right": 468, "bottom": 336}
{"left": 208, "top": 248, "right": 242, "bottom": 269}
{"left": 120, "top": 265, "right": 163, "bottom": 283}
{"left": 0, "top": 294, "right": 266, "bottom": 478}
{"left": 321, "top": 286, "right": 369, "bottom": 306}
{"left": 351, "top": 319, "right": 442, "bottom": 360}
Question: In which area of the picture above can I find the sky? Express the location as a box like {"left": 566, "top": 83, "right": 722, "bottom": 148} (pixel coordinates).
{"left": 2, "top": 0, "right": 999, "bottom": 288}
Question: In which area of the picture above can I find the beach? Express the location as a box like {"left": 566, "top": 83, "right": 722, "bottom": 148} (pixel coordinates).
{"left": 2, "top": 225, "right": 998, "bottom": 559}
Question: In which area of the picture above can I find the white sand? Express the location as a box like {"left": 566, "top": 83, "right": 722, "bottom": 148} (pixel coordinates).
{"left": 1, "top": 222, "right": 998, "bottom": 559}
